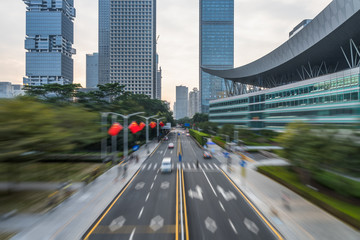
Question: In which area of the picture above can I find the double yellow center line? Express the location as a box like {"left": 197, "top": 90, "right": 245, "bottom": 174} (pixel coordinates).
{"left": 176, "top": 167, "right": 189, "bottom": 240}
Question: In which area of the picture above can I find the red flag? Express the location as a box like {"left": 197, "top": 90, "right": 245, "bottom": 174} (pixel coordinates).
{"left": 108, "top": 122, "right": 123, "bottom": 136}
{"left": 159, "top": 121, "right": 165, "bottom": 127}
{"left": 149, "top": 121, "right": 156, "bottom": 129}
{"left": 139, "top": 122, "right": 146, "bottom": 130}
{"left": 128, "top": 121, "right": 141, "bottom": 134}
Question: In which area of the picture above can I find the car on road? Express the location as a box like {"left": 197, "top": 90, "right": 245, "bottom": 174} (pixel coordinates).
{"left": 161, "top": 157, "right": 172, "bottom": 173}
{"left": 164, "top": 136, "right": 169, "bottom": 141}
{"left": 168, "top": 143, "right": 174, "bottom": 149}
{"left": 186, "top": 133, "right": 190, "bottom": 136}
{"left": 203, "top": 151, "right": 212, "bottom": 159}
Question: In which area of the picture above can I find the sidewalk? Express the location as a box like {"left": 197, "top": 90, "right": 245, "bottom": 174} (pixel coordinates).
{"left": 207, "top": 142, "right": 360, "bottom": 240}
{"left": 6, "top": 141, "right": 160, "bottom": 240}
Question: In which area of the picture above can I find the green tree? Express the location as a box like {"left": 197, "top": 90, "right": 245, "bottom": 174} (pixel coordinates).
{"left": 192, "top": 113, "right": 208, "bottom": 123}
{"left": 24, "top": 83, "right": 82, "bottom": 103}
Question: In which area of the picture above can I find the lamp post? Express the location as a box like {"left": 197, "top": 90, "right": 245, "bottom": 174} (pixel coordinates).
{"left": 101, "top": 111, "right": 144, "bottom": 161}
{"left": 154, "top": 117, "right": 165, "bottom": 139}
{"left": 139, "top": 115, "right": 158, "bottom": 144}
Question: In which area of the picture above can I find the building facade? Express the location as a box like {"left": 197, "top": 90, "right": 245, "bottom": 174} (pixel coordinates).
{"left": 200, "top": 0, "right": 234, "bottom": 113}
{"left": 175, "top": 86, "right": 188, "bottom": 120}
{"left": 156, "top": 67, "right": 162, "bottom": 99}
{"left": 209, "top": 67, "right": 360, "bottom": 130}
{"left": 0, "top": 82, "right": 24, "bottom": 98}
{"left": 23, "top": 0, "right": 76, "bottom": 86}
{"left": 86, "top": 53, "right": 99, "bottom": 88}
{"left": 99, "top": 0, "right": 157, "bottom": 97}
{"left": 206, "top": 0, "right": 360, "bottom": 131}
{"left": 188, "top": 88, "right": 200, "bottom": 118}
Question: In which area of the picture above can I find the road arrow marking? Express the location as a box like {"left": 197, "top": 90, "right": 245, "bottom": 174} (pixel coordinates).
{"left": 205, "top": 217, "right": 217, "bottom": 233}
{"left": 150, "top": 215, "right": 164, "bottom": 232}
{"left": 135, "top": 182, "right": 145, "bottom": 190}
{"left": 217, "top": 185, "right": 237, "bottom": 201}
{"left": 108, "top": 216, "right": 126, "bottom": 232}
{"left": 161, "top": 181, "right": 170, "bottom": 189}
{"left": 188, "top": 185, "right": 203, "bottom": 200}
{"left": 244, "top": 218, "right": 259, "bottom": 235}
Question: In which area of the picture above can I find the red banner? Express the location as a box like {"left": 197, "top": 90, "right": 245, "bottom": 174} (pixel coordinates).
{"left": 108, "top": 122, "right": 123, "bottom": 136}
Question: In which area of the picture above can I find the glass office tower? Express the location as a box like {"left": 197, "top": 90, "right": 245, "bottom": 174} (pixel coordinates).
{"left": 200, "top": 0, "right": 234, "bottom": 113}
{"left": 23, "top": 0, "right": 76, "bottom": 86}
{"left": 99, "top": 0, "right": 157, "bottom": 98}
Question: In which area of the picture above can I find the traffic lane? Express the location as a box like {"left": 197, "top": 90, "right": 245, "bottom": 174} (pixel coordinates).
{"left": 179, "top": 134, "right": 201, "bottom": 163}
{"left": 181, "top": 134, "right": 221, "bottom": 165}
{"left": 135, "top": 170, "right": 176, "bottom": 240}
{"left": 87, "top": 168, "right": 156, "bottom": 239}
{"left": 205, "top": 170, "right": 279, "bottom": 240}
{"left": 184, "top": 170, "right": 241, "bottom": 240}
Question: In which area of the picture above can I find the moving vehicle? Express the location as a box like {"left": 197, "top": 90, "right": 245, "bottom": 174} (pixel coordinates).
{"left": 168, "top": 143, "right": 174, "bottom": 149}
{"left": 203, "top": 151, "right": 212, "bottom": 159}
{"left": 186, "top": 133, "right": 190, "bottom": 136}
{"left": 164, "top": 136, "right": 169, "bottom": 141}
{"left": 161, "top": 157, "right": 172, "bottom": 173}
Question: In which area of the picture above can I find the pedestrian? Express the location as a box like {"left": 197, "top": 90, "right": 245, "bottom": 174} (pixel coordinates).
{"left": 123, "top": 164, "right": 127, "bottom": 178}
{"left": 196, "top": 160, "right": 199, "bottom": 169}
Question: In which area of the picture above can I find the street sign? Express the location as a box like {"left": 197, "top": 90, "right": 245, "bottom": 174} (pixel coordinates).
{"left": 240, "top": 159, "right": 247, "bottom": 168}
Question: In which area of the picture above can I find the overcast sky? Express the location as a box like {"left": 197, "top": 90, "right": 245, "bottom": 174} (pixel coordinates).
{"left": 0, "top": 0, "right": 331, "bottom": 108}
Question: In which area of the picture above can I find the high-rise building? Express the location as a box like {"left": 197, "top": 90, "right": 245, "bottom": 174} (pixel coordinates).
{"left": 156, "top": 67, "right": 162, "bottom": 99}
{"left": 188, "top": 88, "right": 200, "bottom": 118}
{"left": 86, "top": 53, "right": 99, "bottom": 88}
{"left": 199, "top": 0, "right": 234, "bottom": 112}
{"left": 99, "top": 0, "right": 157, "bottom": 98}
{"left": 98, "top": 0, "right": 110, "bottom": 85}
{"left": 175, "top": 86, "right": 188, "bottom": 120}
{"left": 155, "top": 53, "right": 162, "bottom": 99}
{"left": 23, "top": 0, "right": 76, "bottom": 86}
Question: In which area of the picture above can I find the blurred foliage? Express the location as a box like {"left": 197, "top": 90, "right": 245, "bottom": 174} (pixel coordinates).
{"left": 196, "top": 121, "right": 218, "bottom": 135}
{"left": 2, "top": 83, "right": 175, "bottom": 161}
{"left": 276, "top": 122, "right": 360, "bottom": 176}
{"left": 211, "top": 136, "right": 226, "bottom": 149}
{"left": 0, "top": 97, "right": 101, "bottom": 160}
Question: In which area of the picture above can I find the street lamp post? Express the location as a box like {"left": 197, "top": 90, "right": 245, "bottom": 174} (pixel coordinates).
{"left": 139, "top": 115, "right": 158, "bottom": 144}
{"left": 101, "top": 111, "right": 144, "bottom": 161}
{"left": 154, "top": 117, "right": 165, "bottom": 139}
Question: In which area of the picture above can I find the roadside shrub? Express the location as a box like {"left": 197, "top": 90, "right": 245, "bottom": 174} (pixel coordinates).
{"left": 313, "top": 170, "right": 360, "bottom": 198}
{"left": 189, "top": 129, "right": 209, "bottom": 146}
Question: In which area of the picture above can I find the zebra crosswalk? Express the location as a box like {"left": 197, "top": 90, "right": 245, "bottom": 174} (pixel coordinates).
{"left": 140, "top": 162, "right": 220, "bottom": 172}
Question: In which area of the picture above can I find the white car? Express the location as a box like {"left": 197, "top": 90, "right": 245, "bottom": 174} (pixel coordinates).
{"left": 161, "top": 157, "right": 172, "bottom": 173}
{"left": 168, "top": 143, "right": 174, "bottom": 149}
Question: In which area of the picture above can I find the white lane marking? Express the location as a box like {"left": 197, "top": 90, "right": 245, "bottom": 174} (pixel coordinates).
{"left": 138, "top": 207, "right": 144, "bottom": 219}
{"left": 208, "top": 164, "right": 214, "bottom": 170}
{"left": 214, "top": 164, "right": 220, "bottom": 170}
{"left": 109, "top": 216, "right": 126, "bottom": 232}
{"left": 172, "top": 163, "right": 174, "bottom": 169}
{"left": 203, "top": 164, "right": 208, "bottom": 170}
{"left": 202, "top": 169, "right": 218, "bottom": 197}
{"left": 244, "top": 218, "right": 259, "bottom": 235}
{"left": 163, "top": 149, "right": 167, "bottom": 156}
{"left": 205, "top": 217, "right": 217, "bottom": 233}
{"left": 188, "top": 185, "right": 204, "bottom": 200}
{"left": 157, "top": 168, "right": 160, "bottom": 173}
{"left": 145, "top": 192, "right": 150, "bottom": 202}
{"left": 150, "top": 182, "right": 154, "bottom": 190}
{"left": 148, "top": 163, "right": 152, "bottom": 170}
{"left": 161, "top": 181, "right": 170, "bottom": 189}
{"left": 135, "top": 182, "right": 145, "bottom": 190}
{"left": 142, "top": 164, "right": 147, "bottom": 170}
{"left": 187, "top": 163, "right": 191, "bottom": 169}
{"left": 192, "top": 163, "right": 196, "bottom": 169}
{"left": 229, "top": 219, "right": 238, "bottom": 234}
{"left": 217, "top": 186, "right": 237, "bottom": 201}
{"left": 171, "top": 150, "right": 173, "bottom": 154}
{"left": 150, "top": 215, "right": 164, "bottom": 232}
{"left": 154, "top": 163, "right": 157, "bottom": 170}
{"left": 129, "top": 227, "right": 136, "bottom": 240}
{"left": 154, "top": 174, "right": 157, "bottom": 181}
{"left": 219, "top": 201, "right": 225, "bottom": 212}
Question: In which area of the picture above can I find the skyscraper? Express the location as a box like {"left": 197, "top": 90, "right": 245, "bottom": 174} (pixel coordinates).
{"left": 156, "top": 67, "right": 162, "bottom": 99}
{"left": 99, "top": 0, "right": 157, "bottom": 98}
{"left": 23, "top": 0, "right": 76, "bottom": 86}
{"left": 86, "top": 53, "right": 99, "bottom": 88}
{"left": 199, "top": 0, "right": 234, "bottom": 112}
{"left": 188, "top": 88, "right": 200, "bottom": 118}
{"left": 98, "top": 0, "right": 110, "bottom": 85}
{"left": 175, "top": 86, "right": 188, "bottom": 120}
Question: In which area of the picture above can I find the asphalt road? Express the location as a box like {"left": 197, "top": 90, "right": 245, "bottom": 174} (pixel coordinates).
{"left": 84, "top": 129, "right": 282, "bottom": 240}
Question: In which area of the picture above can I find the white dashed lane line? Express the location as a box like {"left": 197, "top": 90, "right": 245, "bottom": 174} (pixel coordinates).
{"left": 145, "top": 193, "right": 150, "bottom": 202}
{"left": 219, "top": 201, "right": 225, "bottom": 212}
{"left": 138, "top": 207, "right": 144, "bottom": 219}
{"left": 229, "top": 219, "right": 238, "bottom": 234}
